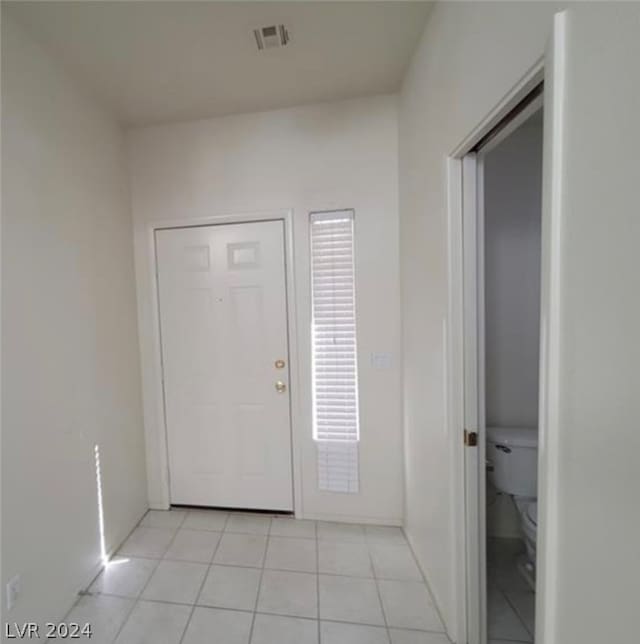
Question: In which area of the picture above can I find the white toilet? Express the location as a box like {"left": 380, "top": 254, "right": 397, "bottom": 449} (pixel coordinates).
{"left": 487, "top": 427, "right": 538, "bottom": 581}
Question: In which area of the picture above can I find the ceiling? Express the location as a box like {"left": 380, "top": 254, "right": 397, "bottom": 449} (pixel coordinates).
{"left": 5, "top": 1, "right": 433, "bottom": 127}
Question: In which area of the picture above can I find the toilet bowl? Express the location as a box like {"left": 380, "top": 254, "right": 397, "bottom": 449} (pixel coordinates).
{"left": 487, "top": 427, "right": 538, "bottom": 575}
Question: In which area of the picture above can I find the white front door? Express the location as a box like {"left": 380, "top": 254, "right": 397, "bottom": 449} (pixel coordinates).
{"left": 155, "top": 220, "right": 293, "bottom": 511}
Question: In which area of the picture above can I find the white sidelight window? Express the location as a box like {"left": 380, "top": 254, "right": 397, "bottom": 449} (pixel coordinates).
{"left": 310, "top": 210, "right": 360, "bottom": 493}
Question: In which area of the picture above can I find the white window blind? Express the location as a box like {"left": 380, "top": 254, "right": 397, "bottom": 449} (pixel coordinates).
{"left": 310, "top": 210, "right": 360, "bottom": 493}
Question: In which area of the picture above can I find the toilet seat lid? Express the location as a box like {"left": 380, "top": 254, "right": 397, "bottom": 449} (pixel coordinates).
{"left": 526, "top": 502, "right": 538, "bottom": 526}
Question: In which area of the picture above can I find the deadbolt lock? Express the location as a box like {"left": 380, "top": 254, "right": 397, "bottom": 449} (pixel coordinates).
{"left": 275, "top": 381, "right": 287, "bottom": 393}
{"left": 275, "top": 359, "right": 286, "bottom": 369}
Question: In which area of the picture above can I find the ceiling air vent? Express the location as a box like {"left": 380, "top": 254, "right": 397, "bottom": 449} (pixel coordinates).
{"left": 253, "top": 24, "right": 289, "bottom": 51}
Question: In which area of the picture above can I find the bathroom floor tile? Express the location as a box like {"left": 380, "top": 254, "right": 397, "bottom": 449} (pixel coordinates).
{"left": 114, "top": 600, "right": 191, "bottom": 644}
{"left": 320, "top": 620, "right": 389, "bottom": 644}
{"left": 182, "top": 607, "right": 252, "bottom": 644}
{"left": 487, "top": 586, "right": 531, "bottom": 642}
{"left": 369, "top": 544, "right": 422, "bottom": 581}
{"left": 89, "top": 557, "right": 158, "bottom": 598}
{"left": 317, "top": 522, "right": 366, "bottom": 544}
{"left": 65, "top": 594, "right": 132, "bottom": 644}
{"left": 257, "top": 569, "right": 318, "bottom": 618}
{"left": 251, "top": 614, "right": 318, "bottom": 644}
{"left": 389, "top": 630, "right": 450, "bottom": 644}
{"left": 198, "top": 564, "right": 261, "bottom": 611}
{"left": 319, "top": 574, "right": 384, "bottom": 626}
{"left": 365, "top": 526, "right": 406, "bottom": 546}
{"left": 506, "top": 589, "right": 535, "bottom": 636}
{"left": 213, "top": 533, "right": 267, "bottom": 568}
{"left": 183, "top": 509, "right": 229, "bottom": 532}
{"left": 73, "top": 515, "right": 452, "bottom": 644}
{"left": 141, "top": 560, "right": 208, "bottom": 604}
{"left": 163, "top": 528, "right": 220, "bottom": 563}
{"left": 226, "top": 513, "right": 272, "bottom": 535}
{"left": 265, "top": 536, "right": 317, "bottom": 573}
{"left": 318, "top": 541, "right": 373, "bottom": 578}
{"left": 377, "top": 580, "right": 443, "bottom": 632}
{"left": 270, "top": 517, "right": 317, "bottom": 539}
{"left": 118, "top": 526, "right": 176, "bottom": 559}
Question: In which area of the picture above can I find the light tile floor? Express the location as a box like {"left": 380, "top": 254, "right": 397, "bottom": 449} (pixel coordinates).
{"left": 487, "top": 537, "right": 535, "bottom": 644}
{"left": 67, "top": 509, "right": 451, "bottom": 644}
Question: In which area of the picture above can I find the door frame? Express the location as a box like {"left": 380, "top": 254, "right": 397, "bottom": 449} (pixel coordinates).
{"left": 446, "top": 57, "right": 549, "bottom": 643}
{"left": 144, "top": 209, "right": 303, "bottom": 516}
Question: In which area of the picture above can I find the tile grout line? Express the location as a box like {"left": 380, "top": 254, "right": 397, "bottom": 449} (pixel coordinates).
{"left": 113, "top": 554, "right": 429, "bottom": 581}
{"left": 366, "top": 529, "right": 392, "bottom": 644}
{"left": 254, "top": 611, "right": 390, "bottom": 629}
{"left": 109, "top": 508, "right": 187, "bottom": 644}
{"left": 402, "top": 526, "right": 451, "bottom": 640}
{"left": 97, "top": 512, "right": 445, "bottom": 643}
{"left": 88, "top": 587, "right": 449, "bottom": 633}
{"left": 246, "top": 515, "right": 272, "bottom": 644}
{"left": 176, "top": 508, "right": 229, "bottom": 644}
{"left": 499, "top": 587, "right": 534, "bottom": 643}
{"left": 71, "top": 506, "right": 159, "bottom": 608}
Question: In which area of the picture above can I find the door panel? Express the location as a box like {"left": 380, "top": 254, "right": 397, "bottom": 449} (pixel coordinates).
{"left": 156, "top": 220, "right": 293, "bottom": 511}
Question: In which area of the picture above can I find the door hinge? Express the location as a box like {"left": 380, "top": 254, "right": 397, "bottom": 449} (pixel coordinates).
{"left": 464, "top": 430, "right": 478, "bottom": 447}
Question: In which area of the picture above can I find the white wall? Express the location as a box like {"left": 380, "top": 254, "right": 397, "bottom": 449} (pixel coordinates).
{"left": 537, "top": 5, "right": 640, "bottom": 643}
{"left": 484, "top": 115, "right": 542, "bottom": 430}
{"left": 1, "top": 16, "right": 148, "bottom": 627}
{"left": 398, "top": 1, "right": 561, "bottom": 638}
{"left": 128, "top": 95, "right": 404, "bottom": 524}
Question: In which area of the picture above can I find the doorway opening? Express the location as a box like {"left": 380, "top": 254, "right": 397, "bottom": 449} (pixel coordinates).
{"left": 481, "top": 104, "right": 543, "bottom": 643}
{"left": 453, "top": 75, "right": 544, "bottom": 644}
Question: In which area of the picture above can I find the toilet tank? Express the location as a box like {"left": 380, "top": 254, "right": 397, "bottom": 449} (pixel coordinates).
{"left": 487, "top": 427, "right": 538, "bottom": 497}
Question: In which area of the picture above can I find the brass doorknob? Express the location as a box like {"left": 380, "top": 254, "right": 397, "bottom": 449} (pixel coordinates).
{"left": 275, "top": 381, "right": 286, "bottom": 393}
